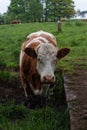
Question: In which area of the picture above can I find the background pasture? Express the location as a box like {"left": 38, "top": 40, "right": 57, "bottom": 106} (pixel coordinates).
{"left": 0, "top": 21, "right": 87, "bottom": 74}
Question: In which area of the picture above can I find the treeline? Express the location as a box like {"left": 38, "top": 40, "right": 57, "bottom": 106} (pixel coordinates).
{"left": 0, "top": 0, "right": 76, "bottom": 24}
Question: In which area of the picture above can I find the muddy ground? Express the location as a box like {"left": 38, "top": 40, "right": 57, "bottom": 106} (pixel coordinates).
{"left": 0, "top": 70, "right": 67, "bottom": 108}
{"left": 0, "top": 76, "right": 25, "bottom": 104}
{"left": 0, "top": 68, "right": 87, "bottom": 130}
{"left": 64, "top": 68, "right": 87, "bottom": 130}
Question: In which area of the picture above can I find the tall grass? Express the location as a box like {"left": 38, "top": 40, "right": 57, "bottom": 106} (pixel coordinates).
{"left": 0, "top": 101, "right": 70, "bottom": 130}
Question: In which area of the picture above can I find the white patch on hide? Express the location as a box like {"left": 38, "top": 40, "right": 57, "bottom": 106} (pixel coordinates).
{"left": 27, "top": 30, "right": 55, "bottom": 39}
{"left": 25, "top": 36, "right": 49, "bottom": 48}
{"left": 29, "top": 83, "right": 49, "bottom": 97}
{"left": 19, "top": 50, "right": 24, "bottom": 67}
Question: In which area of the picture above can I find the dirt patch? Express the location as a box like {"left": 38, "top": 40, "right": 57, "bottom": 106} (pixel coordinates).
{"left": 0, "top": 70, "right": 67, "bottom": 108}
{"left": 0, "top": 77, "right": 25, "bottom": 104}
{"left": 0, "top": 66, "right": 87, "bottom": 130}
{"left": 64, "top": 68, "right": 87, "bottom": 130}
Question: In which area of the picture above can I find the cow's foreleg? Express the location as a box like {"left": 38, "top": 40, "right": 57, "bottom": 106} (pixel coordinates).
{"left": 23, "top": 84, "right": 28, "bottom": 98}
{"left": 23, "top": 83, "right": 34, "bottom": 107}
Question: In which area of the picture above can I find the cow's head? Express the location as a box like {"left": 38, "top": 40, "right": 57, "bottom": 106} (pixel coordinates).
{"left": 24, "top": 43, "right": 70, "bottom": 84}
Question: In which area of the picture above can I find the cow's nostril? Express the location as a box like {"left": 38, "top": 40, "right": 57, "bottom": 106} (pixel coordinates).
{"left": 43, "top": 75, "right": 54, "bottom": 82}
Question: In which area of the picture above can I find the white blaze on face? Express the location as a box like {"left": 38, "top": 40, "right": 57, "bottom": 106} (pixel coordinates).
{"left": 36, "top": 43, "right": 58, "bottom": 82}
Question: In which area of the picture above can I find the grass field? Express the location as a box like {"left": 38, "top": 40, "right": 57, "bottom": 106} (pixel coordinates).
{"left": 0, "top": 103, "right": 69, "bottom": 130}
{"left": 0, "top": 20, "right": 87, "bottom": 130}
{"left": 0, "top": 21, "right": 87, "bottom": 73}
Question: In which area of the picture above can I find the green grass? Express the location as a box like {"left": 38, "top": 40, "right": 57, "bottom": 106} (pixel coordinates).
{"left": 0, "top": 21, "right": 87, "bottom": 72}
{"left": 0, "top": 20, "right": 87, "bottom": 130}
{"left": 0, "top": 101, "right": 69, "bottom": 130}
{"left": 0, "top": 72, "right": 70, "bottom": 130}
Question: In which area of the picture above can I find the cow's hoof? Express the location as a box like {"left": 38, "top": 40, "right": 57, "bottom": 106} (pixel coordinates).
{"left": 23, "top": 98, "right": 30, "bottom": 107}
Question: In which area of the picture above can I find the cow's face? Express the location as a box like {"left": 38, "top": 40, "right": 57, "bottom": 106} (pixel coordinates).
{"left": 24, "top": 43, "right": 70, "bottom": 84}
{"left": 36, "top": 44, "right": 58, "bottom": 83}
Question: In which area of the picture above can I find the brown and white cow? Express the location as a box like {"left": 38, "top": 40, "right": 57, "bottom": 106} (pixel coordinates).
{"left": 20, "top": 30, "right": 70, "bottom": 98}
{"left": 11, "top": 20, "right": 20, "bottom": 24}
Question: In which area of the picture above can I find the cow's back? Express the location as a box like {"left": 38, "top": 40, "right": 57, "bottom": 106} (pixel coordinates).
{"left": 22, "top": 30, "right": 57, "bottom": 50}
{"left": 27, "top": 30, "right": 57, "bottom": 46}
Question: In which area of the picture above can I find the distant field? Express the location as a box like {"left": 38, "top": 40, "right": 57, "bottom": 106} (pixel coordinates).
{"left": 0, "top": 21, "right": 87, "bottom": 73}
{"left": 0, "top": 20, "right": 87, "bottom": 130}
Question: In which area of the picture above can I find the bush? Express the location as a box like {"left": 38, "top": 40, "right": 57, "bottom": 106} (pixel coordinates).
{"left": 75, "top": 22, "right": 84, "bottom": 26}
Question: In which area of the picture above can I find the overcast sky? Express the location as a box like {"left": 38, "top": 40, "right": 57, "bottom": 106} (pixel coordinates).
{"left": 0, "top": 0, "right": 87, "bottom": 14}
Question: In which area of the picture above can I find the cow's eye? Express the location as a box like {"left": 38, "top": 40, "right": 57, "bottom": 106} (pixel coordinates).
{"left": 38, "top": 57, "right": 43, "bottom": 63}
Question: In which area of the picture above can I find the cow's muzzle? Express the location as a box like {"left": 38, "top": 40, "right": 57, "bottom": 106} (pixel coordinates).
{"left": 42, "top": 75, "right": 55, "bottom": 84}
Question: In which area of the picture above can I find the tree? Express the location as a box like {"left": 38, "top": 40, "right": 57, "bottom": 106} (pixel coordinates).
{"left": 0, "top": 14, "right": 4, "bottom": 24}
{"left": 27, "top": 0, "right": 43, "bottom": 22}
{"left": 4, "top": 0, "right": 76, "bottom": 23}
{"left": 7, "top": 0, "right": 26, "bottom": 22}
{"left": 6, "top": 0, "right": 43, "bottom": 22}
{"left": 42, "top": 0, "right": 76, "bottom": 21}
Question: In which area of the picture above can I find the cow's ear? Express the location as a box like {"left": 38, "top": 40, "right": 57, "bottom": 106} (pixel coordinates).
{"left": 57, "top": 48, "right": 70, "bottom": 59}
{"left": 24, "top": 47, "right": 37, "bottom": 58}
